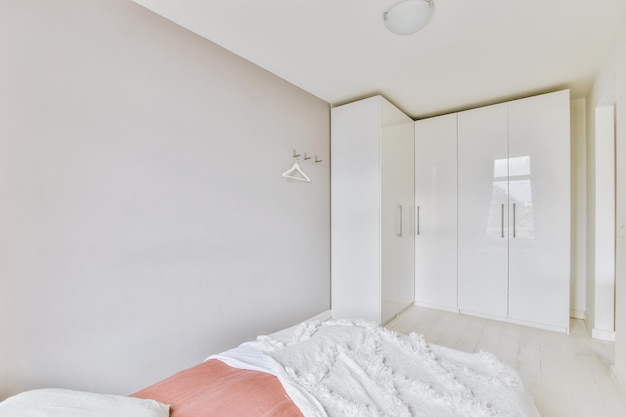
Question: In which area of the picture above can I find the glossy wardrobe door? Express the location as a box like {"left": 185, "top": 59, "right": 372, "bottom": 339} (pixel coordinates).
{"left": 507, "top": 90, "right": 570, "bottom": 330}
{"left": 414, "top": 114, "right": 458, "bottom": 310}
{"left": 457, "top": 103, "right": 509, "bottom": 319}
{"left": 381, "top": 99, "right": 415, "bottom": 323}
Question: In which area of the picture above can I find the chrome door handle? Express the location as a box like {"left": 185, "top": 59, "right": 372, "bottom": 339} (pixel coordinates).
{"left": 513, "top": 203, "right": 516, "bottom": 238}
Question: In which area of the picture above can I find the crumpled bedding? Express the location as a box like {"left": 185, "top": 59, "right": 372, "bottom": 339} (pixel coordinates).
{"left": 216, "top": 319, "right": 540, "bottom": 417}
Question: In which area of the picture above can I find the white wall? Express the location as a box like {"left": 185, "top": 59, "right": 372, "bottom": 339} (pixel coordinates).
{"left": 0, "top": 0, "right": 330, "bottom": 398}
{"left": 614, "top": 17, "right": 626, "bottom": 391}
{"left": 588, "top": 15, "right": 626, "bottom": 389}
{"left": 594, "top": 105, "right": 616, "bottom": 340}
{"left": 586, "top": 39, "right": 618, "bottom": 340}
{"left": 586, "top": 91, "right": 597, "bottom": 330}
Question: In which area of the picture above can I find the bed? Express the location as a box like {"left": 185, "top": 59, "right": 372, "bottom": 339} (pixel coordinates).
{"left": 0, "top": 319, "right": 541, "bottom": 417}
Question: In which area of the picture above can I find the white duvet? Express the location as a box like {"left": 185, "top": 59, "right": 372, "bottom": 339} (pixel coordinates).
{"left": 213, "top": 319, "right": 540, "bottom": 417}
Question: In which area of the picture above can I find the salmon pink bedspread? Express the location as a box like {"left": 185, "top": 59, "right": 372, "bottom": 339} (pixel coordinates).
{"left": 132, "top": 359, "right": 302, "bottom": 417}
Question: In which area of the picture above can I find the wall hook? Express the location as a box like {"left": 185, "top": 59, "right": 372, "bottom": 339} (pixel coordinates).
{"left": 315, "top": 155, "right": 323, "bottom": 163}
{"left": 304, "top": 152, "right": 312, "bottom": 160}
{"left": 292, "top": 149, "right": 301, "bottom": 158}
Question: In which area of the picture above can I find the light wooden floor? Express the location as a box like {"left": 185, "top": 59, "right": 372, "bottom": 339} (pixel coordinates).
{"left": 386, "top": 306, "right": 626, "bottom": 417}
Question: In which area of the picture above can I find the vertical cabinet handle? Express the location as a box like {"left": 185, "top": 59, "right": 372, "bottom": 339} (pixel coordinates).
{"left": 501, "top": 204, "right": 505, "bottom": 238}
{"left": 416, "top": 205, "right": 420, "bottom": 236}
{"left": 513, "top": 203, "right": 516, "bottom": 238}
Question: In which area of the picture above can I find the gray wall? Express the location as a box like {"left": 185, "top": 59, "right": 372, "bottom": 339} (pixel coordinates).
{"left": 0, "top": 0, "right": 330, "bottom": 398}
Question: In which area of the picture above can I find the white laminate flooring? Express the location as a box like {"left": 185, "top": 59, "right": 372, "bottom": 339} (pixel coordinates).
{"left": 386, "top": 306, "right": 626, "bottom": 417}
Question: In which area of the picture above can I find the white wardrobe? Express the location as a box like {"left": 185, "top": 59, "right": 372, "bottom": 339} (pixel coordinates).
{"left": 331, "top": 96, "right": 415, "bottom": 324}
{"left": 415, "top": 90, "right": 571, "bottom": 332}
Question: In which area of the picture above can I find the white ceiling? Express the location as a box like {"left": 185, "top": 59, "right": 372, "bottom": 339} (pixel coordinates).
{"left": 131, "top": 0, "right": 626, "bottom": 118}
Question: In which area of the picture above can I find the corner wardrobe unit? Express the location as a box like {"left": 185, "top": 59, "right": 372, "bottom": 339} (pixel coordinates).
{"left": 414, "top": 90, "right": 571, "bottom": 332}
{"left": 331, "top": 96, "right": 415, "bottom": 324}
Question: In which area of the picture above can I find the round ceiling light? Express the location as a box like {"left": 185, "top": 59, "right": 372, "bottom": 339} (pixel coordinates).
{"left": 384, "top": 0, "right": 434, "bottom": 36}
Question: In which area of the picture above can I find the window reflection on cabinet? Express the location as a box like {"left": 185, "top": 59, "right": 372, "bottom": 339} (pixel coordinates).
{"left": 488, "top": 156, "right": 535, "bottom": 239}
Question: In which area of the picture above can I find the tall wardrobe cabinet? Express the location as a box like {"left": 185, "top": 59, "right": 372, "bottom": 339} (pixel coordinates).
{"left": 331, "top": 96, "right": 415, "bottom": 324}
{"left": 415, "top": 90, "right": 571, "bottom": 333}
{"left": 458, "top": 90, "right": 571, "bottom": 332}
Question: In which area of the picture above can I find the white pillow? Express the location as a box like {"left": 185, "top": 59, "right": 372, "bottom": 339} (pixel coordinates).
{"left": 0, "top": 388, "right": 170, "bottom": 417}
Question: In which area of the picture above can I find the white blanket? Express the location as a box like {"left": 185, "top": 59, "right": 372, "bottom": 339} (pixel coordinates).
{"left": 254, "top": 320, "right": 540, "bottom": 417}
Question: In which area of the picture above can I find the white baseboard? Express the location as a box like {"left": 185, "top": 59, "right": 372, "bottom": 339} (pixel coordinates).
{"left": 570, "top": 309, "right": 585, "bottom": 319}
{"left": 592, "top": 327, "right": 616, "bottom": 341}
{"left": 308, "top": 309, "right": 332, "bottom": 322}
{"left": 611, "top": 366, "right": 626, "bottom": 401}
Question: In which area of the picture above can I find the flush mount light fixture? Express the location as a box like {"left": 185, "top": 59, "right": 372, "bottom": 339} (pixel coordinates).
{"left": 384, "top": 0, "right": 434, "bottom": 36}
